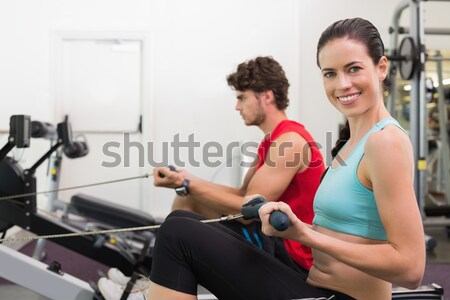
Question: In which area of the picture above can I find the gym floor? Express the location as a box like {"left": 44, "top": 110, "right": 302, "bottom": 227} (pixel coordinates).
{"left": 423, "top": 226, "right": 450, "bottom": 299}
{"left": 0, "top": 225, "right": 449, "bottom": 299}
{"left": 426, "top": 227, "right": 450, "bottom": 264}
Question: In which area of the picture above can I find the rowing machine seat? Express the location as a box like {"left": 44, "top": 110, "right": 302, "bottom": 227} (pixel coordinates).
{"left": 70, "top": 193, "right": 157, "bottom": 228}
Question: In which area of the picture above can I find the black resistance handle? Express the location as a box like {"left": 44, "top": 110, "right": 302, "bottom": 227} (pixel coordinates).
{"left": 158, "top": 165, "right": 177, "bottom": 178}
{"left": 241, "top": 196, "right": 290, "bottom": 231}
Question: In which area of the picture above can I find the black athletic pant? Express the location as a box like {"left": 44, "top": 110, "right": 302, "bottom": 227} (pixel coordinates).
{"left": 220, "top": 218, "right": 310, "bottom": 280}
{"left": 150, "top": 210, "right": 355, "bottom": 300}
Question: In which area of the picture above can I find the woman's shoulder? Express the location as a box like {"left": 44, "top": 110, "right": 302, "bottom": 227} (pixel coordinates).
{"left": 365, "top": 125, "right": 413, "bottom": 160}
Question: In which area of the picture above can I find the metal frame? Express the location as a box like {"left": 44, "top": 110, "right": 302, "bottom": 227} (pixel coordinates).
{"left": 0, "top": 244, "right": 94, "bottom": 300}
{"left": 394, "top": 26, "right": 450, "bottom": 35}
{"left": 433, "top": 52, "right": 450, "bottom": 204}
{"left": 388, "top": 0, "right": 426, "bottom": 215}
{"left": 388, "top": 0, "right": 450, "bottom": 226}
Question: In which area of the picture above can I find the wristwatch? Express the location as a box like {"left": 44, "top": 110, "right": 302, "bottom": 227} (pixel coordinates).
{"left": 175, "top": 178, "right": 190, "bottom": 196}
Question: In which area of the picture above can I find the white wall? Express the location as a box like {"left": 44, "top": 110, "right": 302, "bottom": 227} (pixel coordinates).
{"left": 0, "top": 0, "right": 301, "bottom": 218}
{"left": 1, "top": 0, "right": 449, "bottom": 218}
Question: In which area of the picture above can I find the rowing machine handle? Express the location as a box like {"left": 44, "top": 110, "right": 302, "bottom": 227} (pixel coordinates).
{"left": 158, "top": 165, "right": 177, "bottom": 178}
{"left": 241, "top": 196, "right": 290, "bottom": 231}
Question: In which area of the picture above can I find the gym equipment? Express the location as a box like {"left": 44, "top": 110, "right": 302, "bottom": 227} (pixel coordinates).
{"left": 0, "top": 195, "right": 290, "bottom": 244}
{"left": 388, "top": 0, "right": 450, "bottom": 211}
{"left": 0, "top": 115, "right": 31, "bottom": 161}
{"left": 0, "top": 115, "right": 95, "bottom": 299}
{"left": 157, "top": 164, "right": 176, "bottom": 177}
{"left": 386, "top": 0, "right": 450, "bottom": 250}
{"left": 392, "top": 283, "right": 444, "bottom": 299}
{"left": 425, "top": 52, "right": 450, "bottom": 209}
{"left": 26, "top": 117, "right": 154, "bottom": 273}
{"left": 0, "top": 244, "right": 95, "bottom": 299}
{"left": 0, "top": 115, "right": 155, "bottom": 299}
{"left": 241, "top": 196, "right": 290, "bottom": 231}
{"left": 387, "top": 35, "right": 450, "bottom": 81}
{"left": 387, "top": 36, "right": 419, "bottom": 80}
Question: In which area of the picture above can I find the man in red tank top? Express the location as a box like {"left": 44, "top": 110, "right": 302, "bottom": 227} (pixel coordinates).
{"left": 154, "top": 56, "right": 325, "bottom": 272}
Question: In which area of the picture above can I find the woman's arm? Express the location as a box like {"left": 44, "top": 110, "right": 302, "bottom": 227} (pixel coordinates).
{"left": 259, "top": 127, "right": 425, "bottom": 289}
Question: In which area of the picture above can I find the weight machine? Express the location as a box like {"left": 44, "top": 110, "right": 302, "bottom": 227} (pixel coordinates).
{"left": 0, "top": 115, "right": 156, "bottom": 299}
{"left": 387, "top": 0, "right": 450, "bottom": 231}
{"left": 0, "top": 115, "right": 95, "bottom": 299}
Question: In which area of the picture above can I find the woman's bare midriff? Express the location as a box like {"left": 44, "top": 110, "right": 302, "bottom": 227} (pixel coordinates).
{"left": 307, "top": 225, "right": 391, "bottom": 300}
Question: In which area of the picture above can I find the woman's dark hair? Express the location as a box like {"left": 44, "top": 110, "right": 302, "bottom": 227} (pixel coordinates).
{"left": 226, "top": 56, "right": 290, "bottom": 110}
{"left": 316, "top": 18, "right": 385, "bottom": 158}
{"left": 332, "top": 121, "right": 350, "bottom": 159}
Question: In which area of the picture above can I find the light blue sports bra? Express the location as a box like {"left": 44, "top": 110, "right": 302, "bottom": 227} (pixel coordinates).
{"left": 313, "top": 118, "right": 405, "bottom": 240}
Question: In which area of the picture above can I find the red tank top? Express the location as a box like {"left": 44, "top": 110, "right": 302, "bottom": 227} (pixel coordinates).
{"left": 256, "top": 120, "right": 324, "bottom": 270}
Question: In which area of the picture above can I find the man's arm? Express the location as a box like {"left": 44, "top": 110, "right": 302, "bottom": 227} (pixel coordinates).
{"left": 154, "top": 132, "right": 310, "bottom": 215}
{"left": 154, "top": 162, "right": 256, "bottom": 215}
{"left": 245, "top": 132, "right": 310, "bottom": 201}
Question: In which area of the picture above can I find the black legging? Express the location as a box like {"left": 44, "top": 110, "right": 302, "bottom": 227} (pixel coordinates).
{"left": 150, "top": 210, "right": 355, "bottom": 300}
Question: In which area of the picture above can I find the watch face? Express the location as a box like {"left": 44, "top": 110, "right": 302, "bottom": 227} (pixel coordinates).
{"left": 175, "top": 178, "right": 190, "bottom": 196}
{"left": 175, "top": 187, "right": 188, "bottom": 196}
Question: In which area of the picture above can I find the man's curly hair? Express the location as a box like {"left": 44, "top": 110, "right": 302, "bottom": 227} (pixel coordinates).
{"left": 226, "top": 56, "right": 290, "bottom": 110}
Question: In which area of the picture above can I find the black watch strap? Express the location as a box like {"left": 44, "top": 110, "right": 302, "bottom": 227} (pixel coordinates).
{"left": 175, "top": 178, "right": 190, "bottom": 196}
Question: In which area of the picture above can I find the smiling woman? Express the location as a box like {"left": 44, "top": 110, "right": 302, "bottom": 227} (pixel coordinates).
{"left": 318, "top": 41, "right": 387, "bottom": 121}
{"left": 258, "top": 17, "right": 425, "bottom": 300}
